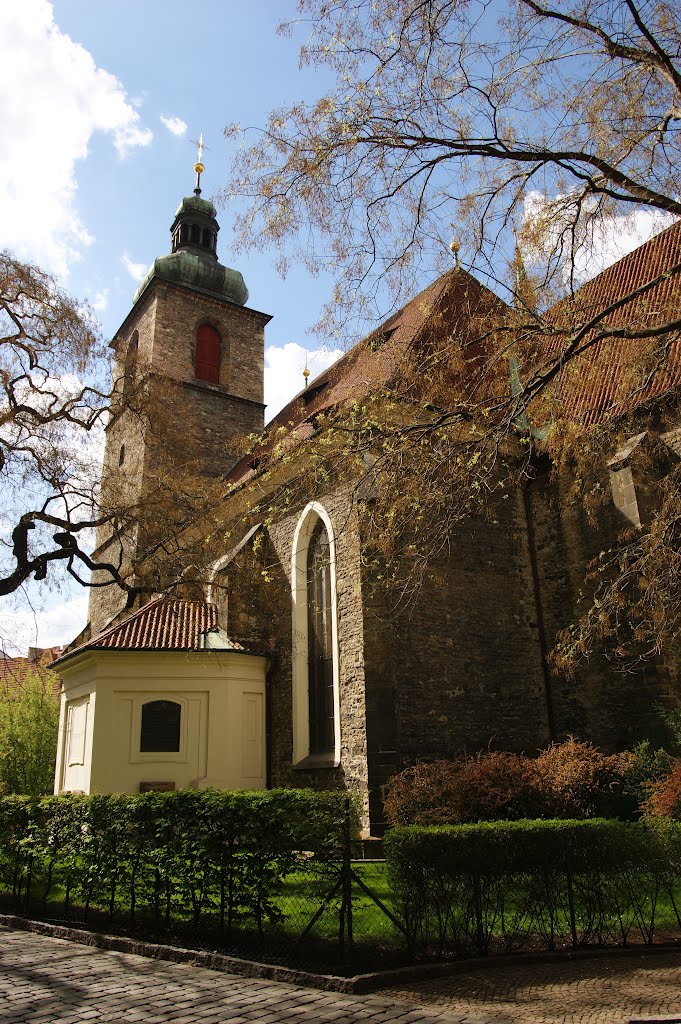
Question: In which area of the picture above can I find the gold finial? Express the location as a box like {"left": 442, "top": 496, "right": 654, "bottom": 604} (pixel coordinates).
{"left": 303, "top": 363, "right": 310, "bottom": 389}
{"left": 193, "top": 132, "right": 206, "bottom": 194}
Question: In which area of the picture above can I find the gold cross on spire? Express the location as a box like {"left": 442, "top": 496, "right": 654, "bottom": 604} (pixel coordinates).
{"left": 193, "top": 132, "right": 207, "bottom": 195}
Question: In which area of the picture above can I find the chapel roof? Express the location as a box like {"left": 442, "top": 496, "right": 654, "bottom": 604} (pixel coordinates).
{"left": 53, "top": 597, "right": 250, "bottom": 666}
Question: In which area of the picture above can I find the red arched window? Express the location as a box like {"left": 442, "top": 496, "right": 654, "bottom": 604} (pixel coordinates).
{"left": 195, "top": 324, "right": 221, "bottom": 384}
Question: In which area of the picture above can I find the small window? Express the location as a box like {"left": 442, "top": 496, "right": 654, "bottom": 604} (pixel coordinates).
{"left": 118, "top": 444, "right": 125, "bottom": 467}
{"left": 202, "top": 228, "right": 211, "bottom": 248}
{"left": 140, "top": 700, "right": 181, "bottom": 753}
{"left": 195, "top": 324, "right": 221, "bottom": 385}
{"left": 191, "top": 224, "right": 200, "bottom": 244}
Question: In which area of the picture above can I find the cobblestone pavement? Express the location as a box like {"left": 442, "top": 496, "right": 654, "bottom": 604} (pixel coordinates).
{"left": 385, "top": 949, "right": 681, "bottom": 1024}
{"left": 0, "top": 927, "right": 458, "bottom": 1024}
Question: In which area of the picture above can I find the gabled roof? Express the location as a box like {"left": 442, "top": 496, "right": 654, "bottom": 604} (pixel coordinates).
{"left": 227, "top": 221, "right": 680, "bottom": 494}
{"left": 53, "top": 597, "right": 249, "bottom": 666}
{"left": 228, "top": 266, "right": 508, "bottom": 486}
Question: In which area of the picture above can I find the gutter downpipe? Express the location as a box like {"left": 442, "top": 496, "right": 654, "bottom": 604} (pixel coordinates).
{"left": 522, "top": 473, "right": 556, "bottom": 743}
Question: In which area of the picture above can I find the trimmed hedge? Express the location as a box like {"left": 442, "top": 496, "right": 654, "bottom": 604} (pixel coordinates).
{"left": 0, "top": 789, "right": 350, "bottom": 935}
{"left": 385, "top": 818, "right": 681, "bottom": 956}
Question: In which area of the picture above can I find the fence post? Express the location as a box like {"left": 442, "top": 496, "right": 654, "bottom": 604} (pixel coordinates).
{"left": 339, "top": 796, "right": 354, "bottom": 962}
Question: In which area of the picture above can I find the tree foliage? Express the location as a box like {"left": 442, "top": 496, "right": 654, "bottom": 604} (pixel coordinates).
{"left": 0, "top": 668, "right": 60, "bottom": 795}
{"left": 223, "top": 0, "right": 681, "bottom": 672}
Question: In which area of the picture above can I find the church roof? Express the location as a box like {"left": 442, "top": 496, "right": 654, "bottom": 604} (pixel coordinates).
{"left": 544, "top": 218, "right": 681, "bottom": 425}
{"left": 227, "top": 266, "right": 507, "bottom": 486}
{"left": 228, "top": 219, "right": 680, "bottom": 489}
{"left": 53, "top": 597, "right": 250, "bottom": 666}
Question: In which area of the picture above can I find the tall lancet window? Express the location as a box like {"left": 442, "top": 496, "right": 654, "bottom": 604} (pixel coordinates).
{"left": 307, "top": 520, "right": 334, "bottom": 754}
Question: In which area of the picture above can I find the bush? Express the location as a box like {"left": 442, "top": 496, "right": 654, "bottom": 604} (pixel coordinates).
{"left": 385, "top": 818, "right": 681, "bottom": 956}
{"left": 383, "top": 752, "right": 543, "bottom": 826}
{"left": 642, "top": 761, "right": 681, "bottom": 818}
{"left": 613, "top": 741, "right": 673, "bottom": 818}
{"left": 0, "top": 789, "right": 351, "bottom": 928}
{"left": 384, "top": 738, "right": 671, "bottom": 825}
{"left": 534, "top": 738, "right": 624, "bottom": 818}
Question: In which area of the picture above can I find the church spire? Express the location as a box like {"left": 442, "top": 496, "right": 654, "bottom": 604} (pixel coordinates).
{"left": 169, "top": 136, "right": 220, "bottom": 262}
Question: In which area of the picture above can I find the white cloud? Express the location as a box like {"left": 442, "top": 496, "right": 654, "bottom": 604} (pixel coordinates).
{"left": 522, "top": 193, "right": 677, "bottom": 288}
{"left": 0, "top": 590, "right": 88, "bottom": 656}
{"left": 0, "top": 0, "right": 153, "bottom": 278}
{"left": 264, "top": 342, "right": 343, "bottom": 422}
{"left": 90, "top": 288, "right": 109, "bottom": 312}
{"left": 121, "top": 251, "right": 148, "bottom": 282}
{"left": 160, "top": 114, "right": 188, "bottom": 137}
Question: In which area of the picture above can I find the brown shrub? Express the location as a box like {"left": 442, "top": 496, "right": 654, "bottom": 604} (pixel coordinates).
{"left": 534, "top": 737, "right": 623, "bottom": 818}
{"left": 642, "top": 761, "right": 681, "bottom": 818}
{"left": 383, "top": 751, "right": 542, "bottom": 826}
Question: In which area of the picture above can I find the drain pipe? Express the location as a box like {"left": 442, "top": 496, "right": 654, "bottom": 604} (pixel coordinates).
{"left": 521, "top": 476, "right": 556, "bottom": 742}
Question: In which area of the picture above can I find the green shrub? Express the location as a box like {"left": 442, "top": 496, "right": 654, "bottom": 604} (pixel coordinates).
{"left": 385, "top": 818, "right": 681, "bottom": 956}
{"left": 0, "top": 789, "right": 350, "bottom": 931}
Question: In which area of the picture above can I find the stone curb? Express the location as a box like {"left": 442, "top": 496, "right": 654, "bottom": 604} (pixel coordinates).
{"left": 2, "top": 913, "right": 681, "bottom": 996}
{"left": 0, "top": 915, "right": 352, "bottom": 993}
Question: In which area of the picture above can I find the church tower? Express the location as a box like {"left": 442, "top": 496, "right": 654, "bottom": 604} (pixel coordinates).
{"left": 89, "top": 155, "right": 271, "bottom": 634}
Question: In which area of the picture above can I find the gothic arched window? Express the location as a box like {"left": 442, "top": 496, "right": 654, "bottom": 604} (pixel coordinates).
{"left": 195, "top": 324, "right": 221, "bottom": 385}
{"left": 140, "top": 700, "right": 181, "bottom": 752}
{"left": 306, "top": 520, "right": 335, "bottom": 755}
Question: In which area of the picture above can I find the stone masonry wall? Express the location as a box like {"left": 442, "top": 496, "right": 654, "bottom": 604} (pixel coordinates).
{"left": 529, "top": 457, "right": 681, "bottom": 750}
{"left": 88, "top": 278, "right": 269, "bottom": 636}
{"left": 359, "top": 486, "right": 551, "bottom": 832}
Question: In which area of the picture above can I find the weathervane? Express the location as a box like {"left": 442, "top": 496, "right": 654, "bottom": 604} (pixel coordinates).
{"left": 193, "top": 132, "right": 206, "bottom": 195}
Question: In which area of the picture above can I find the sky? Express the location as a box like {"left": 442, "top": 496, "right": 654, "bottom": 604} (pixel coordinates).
{"left": 0, "top": 0, "right": 673, "bottom": 655}
{"left": 0, "top": 0, "right": 344, "bottom": 654}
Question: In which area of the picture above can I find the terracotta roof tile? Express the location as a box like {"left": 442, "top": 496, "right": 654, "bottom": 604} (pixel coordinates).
{"left": 543, "top": 219, "right": 681, "bottom": 424}
{"left": 229, "top": 223, "right": 680, "bottom": 490}
{"left": 54, "top": 598, "right": 248, "bottom": 664}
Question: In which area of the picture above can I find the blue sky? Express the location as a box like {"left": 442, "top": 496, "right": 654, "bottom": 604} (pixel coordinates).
{"left": 0, "top": 0, "right": 672, "bottom": 654}
{"left": 0, "top": 0, "right": 344, "bottom": 653}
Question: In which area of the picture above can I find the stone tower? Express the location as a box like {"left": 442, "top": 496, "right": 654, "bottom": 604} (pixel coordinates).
{"left": 88, "top": 172, "right": 271, "bottom": 635}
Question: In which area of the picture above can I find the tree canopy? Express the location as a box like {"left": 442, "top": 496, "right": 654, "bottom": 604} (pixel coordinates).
{"left": 223, "top": 0, "right": 681, "bottom": 672}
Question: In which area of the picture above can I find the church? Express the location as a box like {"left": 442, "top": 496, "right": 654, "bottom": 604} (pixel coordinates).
{"left": 52, "top": 163, "right": 681, "bottom": 834}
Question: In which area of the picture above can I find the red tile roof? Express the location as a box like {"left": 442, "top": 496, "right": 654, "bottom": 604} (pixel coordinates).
{"left": 542, "top": 219, "right": 681, "bottom": 425}
{"left": 0, "top": 649, "right": 62, "bottom": 694}
{"left": 228, "top": 267, "right": 507, "bottom": 486}
{"left": 54, "top": 598, "right": 248, "bottom": 665}
{"left": 227, "top": 221, "right": 680, "bottom": 491}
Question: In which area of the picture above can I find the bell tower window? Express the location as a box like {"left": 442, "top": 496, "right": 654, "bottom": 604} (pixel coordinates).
{"left": 195, "top": 324, "right": 221, "bottom": 385}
